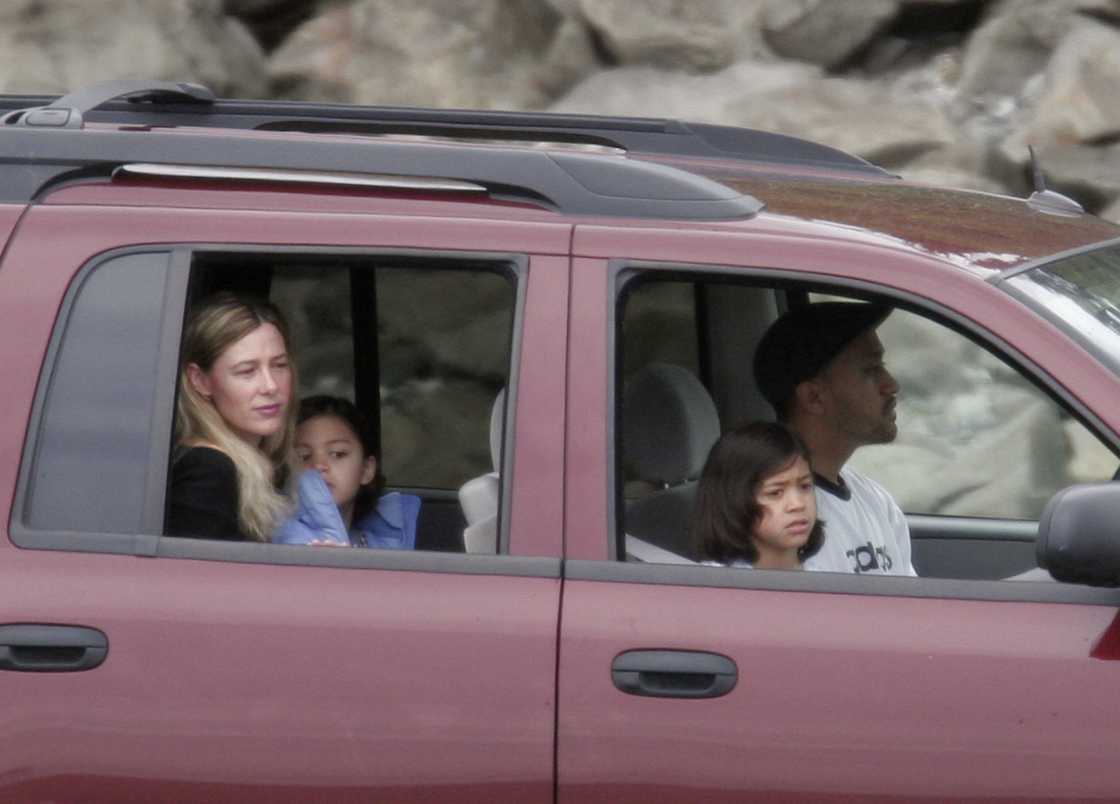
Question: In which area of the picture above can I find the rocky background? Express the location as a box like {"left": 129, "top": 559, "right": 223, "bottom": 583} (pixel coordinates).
{"left": 6, "top": 0, "right": 1120, "bottom": 217}
{"left": 3, "top": 0, "right": 1118, "bottom": 512}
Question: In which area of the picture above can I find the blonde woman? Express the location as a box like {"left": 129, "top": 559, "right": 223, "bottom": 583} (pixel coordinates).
{"left": 165, "top": 292, "right": 297, "bottom": 541}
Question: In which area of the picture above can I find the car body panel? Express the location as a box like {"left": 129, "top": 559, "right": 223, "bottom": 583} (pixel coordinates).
{"left": 0, "top": 203, "right": 23, "bottom": 255}
{"left": 0, "top": 548, "right": 560, "bottom": 802}
{"left": 0, "top": 194, "right": 567, "bottom": 799}
{"left": 558, "top": 225, "right": 1120, "bottom": 799}
{"left": 509, "top": 253, "right": 569, "bottom": 557}
{"left": 557, "top": 575, "right": 1120, "bottom": 802}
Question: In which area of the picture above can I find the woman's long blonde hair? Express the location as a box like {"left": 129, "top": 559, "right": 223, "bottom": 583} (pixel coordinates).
{"left": 176, "top": 292, "right": 297, "bottom": 541}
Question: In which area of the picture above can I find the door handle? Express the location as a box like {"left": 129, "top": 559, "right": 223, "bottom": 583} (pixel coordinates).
{"left": 612, "top": 649, "right": 737, "bottom": 699}
{"left": 0, "top": 624, "right": 108, "bottom": 672}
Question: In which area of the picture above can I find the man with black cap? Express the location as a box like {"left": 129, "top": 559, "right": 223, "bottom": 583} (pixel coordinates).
{"left": 753, "top": 301, "right": 915, "bottom": 575}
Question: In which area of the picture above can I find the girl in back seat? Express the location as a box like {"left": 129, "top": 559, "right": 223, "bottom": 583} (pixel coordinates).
{"left": 274, "top": 395, "right": 421, "bottom": 549}
{"left": 692, "top": 421, "right": 824, "bottom": 570}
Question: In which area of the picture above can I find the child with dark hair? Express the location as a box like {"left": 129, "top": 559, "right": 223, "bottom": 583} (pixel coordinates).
{"left": 692, "top": 421, "right": 824, "bottom": 569}
{"left": 273, "top": 395, "right": 420, "bottom": 549}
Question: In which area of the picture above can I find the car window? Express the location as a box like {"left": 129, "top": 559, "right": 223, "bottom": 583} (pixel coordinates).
{"left": 268, "top": 260, "right": 513, "bottom": 490}
{"left": 24, "top": 250, "right": 174, "bottom": 535}
{"left": 20, "top": 248, "right": 518, "bottom": 557}
{"left": 616, "top": 268, "right": 1117, "bottom": 579}
{"left": 811, "top": 295, "right": 1116, "bottom": 520}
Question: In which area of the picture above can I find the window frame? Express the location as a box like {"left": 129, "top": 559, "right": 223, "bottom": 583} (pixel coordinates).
{"left": 604, "top": 258, "right": 1120, "bottom": 605}
{"left": 12, "top": 243, "right": 544, "bottom": 576}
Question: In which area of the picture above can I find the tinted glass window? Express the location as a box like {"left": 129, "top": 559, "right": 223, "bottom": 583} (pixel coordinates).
{"left": 616, "top": 270, "right": 1116, "bottom": 581}
{"left": 188, "top": 252, "right": 517, "bottom": 555}
{"left": 1006, "top": 244, "right": 1120, "bottom": 374}
{"left": 26, "top": 251, "right": 171, "bottom": 533}
{"left": 839, "top": 305, "right": 1116, "bottom": 520}
{"left": 268, "top": 261, "right": 514, "bottom": 490}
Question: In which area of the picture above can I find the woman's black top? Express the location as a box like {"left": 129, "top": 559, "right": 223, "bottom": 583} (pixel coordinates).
{"left": 165, "top": 446, "right": 250, "bottom": 541}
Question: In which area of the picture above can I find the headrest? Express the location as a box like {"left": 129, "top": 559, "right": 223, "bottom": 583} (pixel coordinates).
{"left": 623, "top": 363, "right": 720, "bottom": 485}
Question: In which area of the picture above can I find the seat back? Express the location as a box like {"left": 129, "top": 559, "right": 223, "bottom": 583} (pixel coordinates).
{"left": 458, "top": 388, "right": 505, "bottom": 553}
{"left": 622, "top": 363, "right": 720, "bottom": 560}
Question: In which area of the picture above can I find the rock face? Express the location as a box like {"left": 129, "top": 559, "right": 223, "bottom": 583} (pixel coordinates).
{"left": 0, "top": 0, "right": 267, "bottom": 97}
{"left": 267, "top": 0, "right": 591, "bottom": 109}
{"left": 761, "top": 0, "right": 899, "bottom": 69}
{"left": 572, "top": 0, "right": 769, "bottom": 70}
{"left": 5, "top": 0, "right": 1120, "bottom": 508}
{"left": 8, "top": 0, "right": 1120, "bottom": 219}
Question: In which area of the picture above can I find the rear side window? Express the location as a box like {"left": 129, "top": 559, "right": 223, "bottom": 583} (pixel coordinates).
{"left": 18, "top": 247, "right": 519, "bottom": 559}
{"left": 24, "top": 251, "right": 173, "bottom": 534}
{"left": 269, "top": 262, "right": 512, "bottom": 490}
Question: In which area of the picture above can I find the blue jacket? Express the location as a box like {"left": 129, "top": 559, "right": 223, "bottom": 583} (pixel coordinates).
{"left": 273, "top": 470, "right": 420, "bottom": 549}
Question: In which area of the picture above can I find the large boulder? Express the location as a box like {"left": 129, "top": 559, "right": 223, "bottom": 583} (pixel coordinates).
{"left": 950, "top": 0, "right": 1116, "bottom": 142}
{"left": 550, "top": 58, "right": 957, "bottom": 164}
{"left": 222, "top": 0, "right": 319, "bottom": 51}
{"left": 1101, "top": 196, "right": 1120, "bottom": 225}
{"left": 267, "top": 0, "right": 596, "bottom": 109}
{"left": 568, "top": 0, "right": 770, "bottom": 71}
{"left": 760, "top": 0, "right": 900, "bottom": 70}
{"left": 549, "top": 60, "right": 822, "bottom": 124}
{"left": 0, "top": 0, "right": 266, "bottom": 97}
{"left": 724, "top": 73, "right": 957, "bottom": 165}
{"left": 1003, "top": 15, "right": 1120, "bottom": 149}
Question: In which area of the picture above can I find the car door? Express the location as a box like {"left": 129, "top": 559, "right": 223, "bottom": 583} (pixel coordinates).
{"left": 0, "top": 194, "right": 570, "bottom": 802}
{"left": 557, "top": 228, "right": 1120, "bottom": 802}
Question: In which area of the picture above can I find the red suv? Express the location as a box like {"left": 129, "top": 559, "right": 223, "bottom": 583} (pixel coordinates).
{"left": 2, "top": 80, "right": 1120, "bottom": 802}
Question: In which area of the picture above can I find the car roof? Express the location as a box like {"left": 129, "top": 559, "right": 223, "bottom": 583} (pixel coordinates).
{"left": 696, "top": 164, "right": 1120, "bottom": 275}
{"left": 3, "top": 79, "right": 1118, "bottom": 274}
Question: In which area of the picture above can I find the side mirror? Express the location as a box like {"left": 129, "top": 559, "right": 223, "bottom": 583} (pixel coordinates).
{"left": 1037, "top": 483, "right": 1120, "bottom": 587}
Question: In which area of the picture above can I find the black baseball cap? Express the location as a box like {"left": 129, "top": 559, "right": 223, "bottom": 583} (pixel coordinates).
{"left": 753, "top": 302, "right": 891, "bottom": 413}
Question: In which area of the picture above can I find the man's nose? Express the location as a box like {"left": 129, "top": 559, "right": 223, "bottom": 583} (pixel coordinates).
{"left": 881, "top": 367, "right": 900, "bottom": 396}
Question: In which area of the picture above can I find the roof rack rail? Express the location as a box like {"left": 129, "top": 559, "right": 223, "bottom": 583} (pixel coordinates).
{"left": 0, "top": 83, "right": 888, "bottom": 176}
{"left": 1, "top": 80, "right": 213, "bottom": 130}
{"left": 0, "top": 125, "right": 763, "bottom": 221}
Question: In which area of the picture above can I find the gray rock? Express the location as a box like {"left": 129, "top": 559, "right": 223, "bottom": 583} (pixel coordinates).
{"left": 550, "top": 60, "right": 824, "bottom": 124}
{"left": 551, "top": 59, "right": 956, "bottom": 163}
{"left": 1003, "top": 16, "right": 1120, "bottom": 149}
{"left": 376, "top": 268, "right": 514, "bottom": 383}
{"left": 895, "top": 144, "right": 1011, "bottom": 194}
{"left": 573, "top": 0, "right": 771, "bottom": 71}
{"left": 534, "top": 15, "right": 603, "bottom": 99}
{"left": 267, "top": 0, "right": 581, "bottom": 110}
{"left": 951, "top": 0, "right": 1114, "bottom": 141}
{"left": 937, "top": 398, "right": 1072, "bottom": 518}
{"left": 0, "top": 0, "right": 267, "bottom": 97}
{"left": 1101, "top": 196, "right": 1120, "bottom": 224}
{"left": 725, "top": 74, "right": 957, "bottom": 164}
{"left": 223, "top": 0, "right": 292, "bottom": 13}
{"left": 223, "top": 0, "right": 321, "bottom": 51}
{"left": 381, "top": 377, "right": 498, "bottom": 488}
{"left": 760, "top": 0, "right": 900, "bottom": 69}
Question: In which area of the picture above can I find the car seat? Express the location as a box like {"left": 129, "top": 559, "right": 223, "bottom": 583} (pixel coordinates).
{"left": 458, "top": 388, "right": 505, "bottom": 553}
{"left": 623, "top": 363, "right": 720, "bottom": 560}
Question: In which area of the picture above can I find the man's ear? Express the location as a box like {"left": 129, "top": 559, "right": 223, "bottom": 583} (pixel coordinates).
{"left": 186, "top": 363, "right": 212, "bottom": 398}
{"left": 794, "top": 378, "right": 828, "bottom": 416}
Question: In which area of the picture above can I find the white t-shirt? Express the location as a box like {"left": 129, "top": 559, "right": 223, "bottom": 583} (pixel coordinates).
{"left": 804, "top": 467, "right": 916, "bottom": 576}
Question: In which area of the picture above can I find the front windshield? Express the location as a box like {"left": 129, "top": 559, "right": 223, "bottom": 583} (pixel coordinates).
{"left": 1004, "top": 242, "right": 1120, "bottom": 374}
